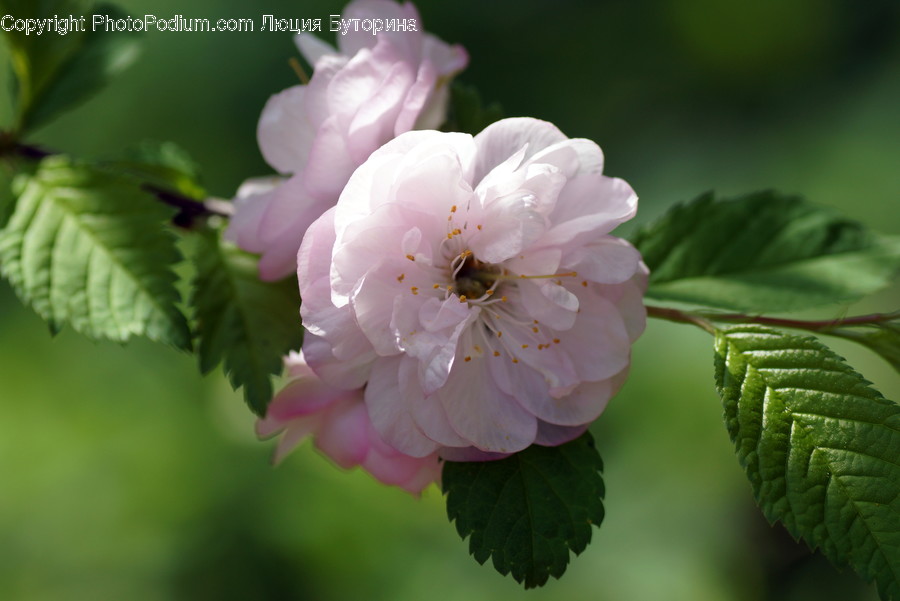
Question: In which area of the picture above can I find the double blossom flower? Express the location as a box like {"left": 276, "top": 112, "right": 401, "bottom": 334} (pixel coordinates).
{"left": 298, "top": 118, "right": 647, "bottom": 462}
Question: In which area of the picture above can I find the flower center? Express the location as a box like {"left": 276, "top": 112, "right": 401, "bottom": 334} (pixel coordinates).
{"left": 453, "top": 255, "right": 501, "bottom": 299}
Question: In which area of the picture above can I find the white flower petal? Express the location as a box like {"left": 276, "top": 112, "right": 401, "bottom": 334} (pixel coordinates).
{"left": 439, "top": 350, "right": 537, "bottom": 453}
{"left": 295, "top": 33, "right": 336, "bottom": 66}
{"left": 257, "top": 86, "right": 315, "bottom": 175}
{"left": 366, "top": 356, "right": 440, "bottom": 457}
{"left": 472, "top": 117, "right": 569, "bottom": 184}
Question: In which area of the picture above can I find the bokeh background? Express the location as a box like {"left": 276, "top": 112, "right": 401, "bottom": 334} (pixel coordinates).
{"left": 1, "top": 0, "right": 898, "bottom": 599}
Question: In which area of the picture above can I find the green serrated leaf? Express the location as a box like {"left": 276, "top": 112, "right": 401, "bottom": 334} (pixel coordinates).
{"left": 441, "top": 81, "right": 504, "bottom": 135}
{"left": 631, "top": 191, "right": 900, "bottom": 312}
{"left": 831, "top": 320, "right": 900, "bottom": 375}
{"left": 0, "top": 163, "right": 16, "bottom": 229}
{"left": 190, "top": 230, "right": 304, "bottom": 416}
{"left": 109, "top": 140, "right": 206, "bottom": 200}
{"left": 443, "top": 433, "right": 604, "bottom": 588}
{"left": 0, "top": 155, "right": 191, "bottom": 347}
{"left": 0, "top": 1, "right": 141, "bottom": 131}
{"left": 714, "top": 325, "right": 900, "bottom": 600}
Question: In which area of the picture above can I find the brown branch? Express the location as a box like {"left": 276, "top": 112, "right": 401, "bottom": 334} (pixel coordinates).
{"left": 647, "top": 304, "right": 899, "bottom": 335}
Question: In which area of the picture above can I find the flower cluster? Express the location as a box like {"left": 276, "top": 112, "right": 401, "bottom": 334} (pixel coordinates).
{"left": 242, "top": 0, "right": 646, "bottom": 493}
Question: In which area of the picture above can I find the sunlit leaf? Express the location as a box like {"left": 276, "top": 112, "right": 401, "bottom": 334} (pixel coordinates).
{"left": 631, "top": 191, "right": 900, "bottom": 312}
{"left": 0, "top": 155, "right": 190, "bottom": 347}
{"left": 714, "top": 325, "right": 900, "bottom": 600}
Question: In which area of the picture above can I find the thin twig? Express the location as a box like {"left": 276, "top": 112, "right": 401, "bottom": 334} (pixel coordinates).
{"left": 646, "top": 304, "right": 898, "bottom": 335}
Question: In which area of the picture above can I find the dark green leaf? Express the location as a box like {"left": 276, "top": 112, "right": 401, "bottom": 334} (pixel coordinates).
{"left": 631, "top": 191, "right": 900, "bottom": 312}
{"left": 110, "top": 140, "right": 206, "bottom": 200}
{"left": 190, "top": 230, "right": 304, "bottom": 416}
{"left": 441, "top": 81, "right": 504, "bottom": 135}
{"left": 831, "top": 318, "right": 900, "bottom": 375}
{"left": 443, "top": 433, "right": 605, "bottom": 588}
{"left": 0, "top": 1, "right": 141, "bottom": 131}
{"left": 0, "top": 155, "right": 191, "bottom": 347}
{"left": 714, "top": 325, "right": 900, "bottom": 600}
{"left": 0, "top": 163, "right": 16, "bottom": 229}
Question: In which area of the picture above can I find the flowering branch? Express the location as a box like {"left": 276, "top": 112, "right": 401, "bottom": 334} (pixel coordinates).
{"left": 646, "top": 304, "right": 899, "bottom": 335}
{"left": 644, "top": 305, "right": 716, "bottom": 333}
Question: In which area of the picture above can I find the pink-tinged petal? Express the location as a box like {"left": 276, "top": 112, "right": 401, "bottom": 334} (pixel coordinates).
{"left": 484, "top": 315, "right": 580, "bottom": 404}
{"left": 469, "top": 190, "right": 548, "bottom": 264}
{"left": 295, "top": 33, "right": 336, "bottom": 67}
{"left": 534, "top": 421, "right": 588, "bottom": 446}
{"left": 365, "top": 356, "right": 441, "bottom": 457}
{"left": 325, "top": 43, "right": 404, "bottom": 129}
{"left": 391, "top": 459, "right": 442, "bottom": 495}
{"left": 397, "top": 356, "right": 469, "bottom": 447}
{"left": 264, "top": 378, "right": 339, "bottom": 422}
{"left": 556, "top": 288, "right": 632, "bottom": 382}
{"left": 417, "top": 301, "right": 478, "bottom": 394}
{"left": 350, "top": 264, "right": 409, "bottom": 356}
{"left": 338, "top": 0, "right": 423, "bottom": 60}
{"left": 228, "top": 175, "right": 333, "bottom": 281}
{"left": 303, "top": 54, "right": 348, "bottom": 127}
{"left": 363, "top": 421, "right": 442, "bottom": 493}
{"left": 297, "top": 207, "right": 336, "bottom": 294}
{"left": 541, "top": 174, "right": 638, "bottom": 248}
{"left": 564, "top": 236, "right": 643, "bottom": 285}
{"left": 528, "top": 379, "right": 615, "bottom": 427}
{"left": 258, "top": 352, "right": 440, "bottom": 493}
{"left": 529, "top": 138, "right": 604, "bottom": 177}
{"left": 422, "top": 35, "right": 469, "bottom": 76}
{"left": 225, "top": 177, "right": 281, "bottom": 255}
{"left": 252, "top": 175, "right": 334, "bottom": 280}
{"left": 395, "top": 60, "right": 437, "bottom": 134}
{"left": 257, "top": 85, "right": 314, "bottom": 175}
{"left": 297, "top": 209, "right": 378, "bottom": 369}
{"left": 302, "top": 333, "right": 374, "bottom": 390}
{"left": 333, "top": 130, "right": 474, "bottom": 239}
{"left": 438, "top": 351, "right": 537, "bottom": 453}
{"left": 472, "top": 118, "right": 569, "bottom": 184}
{"left": 596, "top": 266, "right": 649, "bottom": 342}
{"left": 302, "top": 115, "right": 359, "bottom": 200}
{"left": 390, "top": 145, "right": 474, "bottom": 216}
{"left": 315, "top": 397, "right": 371, "bottom": 468}
{"left": 517, "top": 278, "right": 580, "bottom": 331}
{"left": 272, "top": 418, "right": 321, "bottom": 465}
{"left": 391, "top": 297, "right": 476, "bottom": 394}
{"left": 346, "top": 60, "right": 416, "bottom": 164}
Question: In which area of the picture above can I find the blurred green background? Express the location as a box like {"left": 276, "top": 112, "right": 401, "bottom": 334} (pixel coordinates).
{"left": 1, "top": 0, "right": 899, "bottom": 599}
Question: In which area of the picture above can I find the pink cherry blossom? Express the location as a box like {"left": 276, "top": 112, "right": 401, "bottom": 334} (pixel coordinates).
{"left": 227, "top": 0, "right": 468, "bottom": 281}
{"left": 298, "top": 117, "right": 647, "bottom": 458}
{"left": 257, "top": 352, "right": 442, "bottom": 494}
